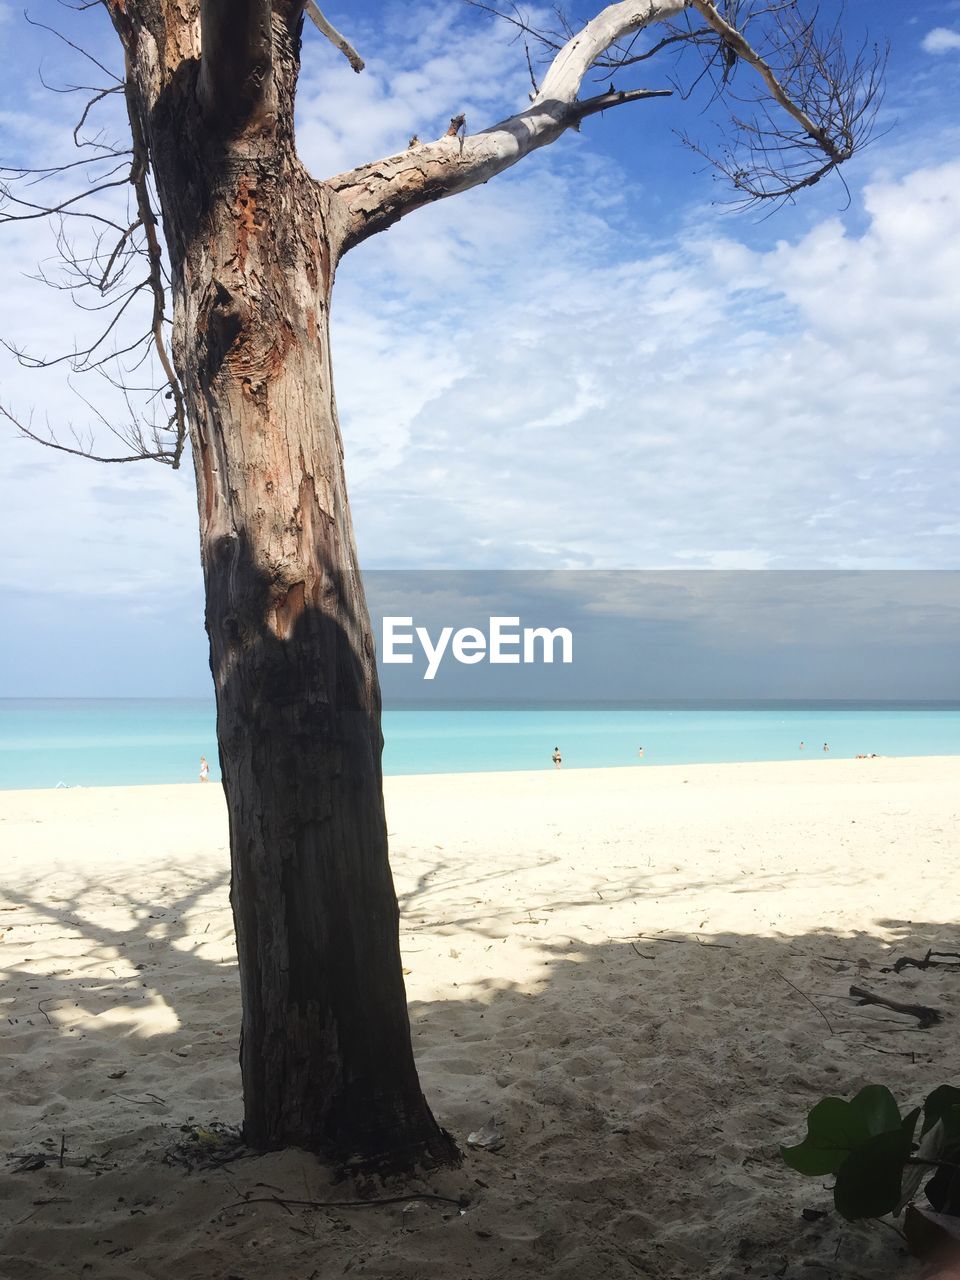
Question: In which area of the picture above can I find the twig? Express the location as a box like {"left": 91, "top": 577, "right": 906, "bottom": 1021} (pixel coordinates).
{"left": 636, "top": 933, "right": 733, "bottom": 950}
{"left": 849, "top": 986, "right": 942, "bottom": 1029}
{"left": 775, "top": 970, "right": 834, "bottom": 1033}
{"left": 58, "top": 1133, "right": 65, "bottom": 1168}
{"left": 630, "top": 942, "right": 655, "bottom": 959}
{"left": 15, "top": 1197, "right": 69, "bottom": 1225}
{"left": 37, "top": 1000, "right": 52, "bottom": 1025}
{"left": 223, "top": 1192, "right": 467, "bottom": 1213}
{"left": 891, "top": 950, "right": 960, "bottom": 974}
{"left": 860, "top": 1042, "right": 916, "bottom": 1058}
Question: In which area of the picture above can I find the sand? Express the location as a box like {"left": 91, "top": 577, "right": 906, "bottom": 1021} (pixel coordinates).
{"left": 1, "top": 757, "right": 959, "bottom": 1279}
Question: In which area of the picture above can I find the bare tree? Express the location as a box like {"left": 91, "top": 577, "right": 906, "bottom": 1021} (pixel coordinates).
{"left": 0, "top": 0, "right": 883, "bottom": 1171}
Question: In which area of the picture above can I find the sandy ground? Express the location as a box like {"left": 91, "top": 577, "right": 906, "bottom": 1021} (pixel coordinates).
{"left": 2, "top": 757, "right": 959, "bottom": 1280}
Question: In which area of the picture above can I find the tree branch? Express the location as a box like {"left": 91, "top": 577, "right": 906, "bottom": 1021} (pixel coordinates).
{"left": 329, "top": 0, "right": 882, "bottom": 248}
{"left": 122, "top": 51, "right": 187, "bottom": 467}
{"left": 1, "top": 18, "right": 188, "bottom": 469}
{"left": 465, "top": 0, "right": 710, "bottom": 70}
{"left": 305, "top": 1, "right": 365, "bottom": 72}
{"left": 328, "top": 0, "right": 684, "bottom": 251}
{"left": 573, "top": 86, "right": 672, "bottom": 123}
{"left": 678, "top": 2, "right": 885, "bottom": 206}
{"left": 533, "top": 0, "right": 683, "bottom": 103}
{"left": 1, "top": 403, "right": 179, "bottom": 466}
{"left": 688, "top": 0, "right": 839, "bottom": 159}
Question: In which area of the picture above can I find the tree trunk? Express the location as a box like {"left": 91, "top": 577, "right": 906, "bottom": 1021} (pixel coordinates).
{"left": 142, "top": 27, "right": 458, "bottom": 1170}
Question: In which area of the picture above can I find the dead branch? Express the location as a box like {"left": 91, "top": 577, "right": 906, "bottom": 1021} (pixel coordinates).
{"left": 222, "top": 1191, "right": 468, "bottom": 1213}
{"left": 305, "top": 1, "right": 365, "bottom": 72}
{"left": 121, "top": 49, "right": 186, "bottom": 465}
{"left": 465, "top": 0, "right": 710, "bottom": 72}
{"left": 681, "top": 1, "right": 887, "bottom": 205}
{"left": 572, "top": 84, "right": 673, "bottom": 120}
{"left": 635, "top": 933, "right": 733, "bottom": 949}
{"left": 0, "top": 20, "right": 187, "bottom": 467}
{"left": 891, "top": 950, "right": 960, "bottom": 975}
{"left": 330, "top": 0, "right": 882, "bottom": 248}
{"left": 849, "top": 986, "right": 942, "bottom": 1030}
{"left": 1, "top": 404, "right": 176, "bottom": 465}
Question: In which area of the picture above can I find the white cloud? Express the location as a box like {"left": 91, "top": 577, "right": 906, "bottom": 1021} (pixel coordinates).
{"left": 330, "top": 155, "right": 960, "bottom": 572}
{"left": 921, "top": 27, "right": 960, "bottom": 54}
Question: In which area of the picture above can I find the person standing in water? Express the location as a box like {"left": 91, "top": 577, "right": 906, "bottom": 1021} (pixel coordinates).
{"left": 637, "top": 746, "right": 645, "bottom": 759}
{"left": 799, "top": 741, "right": 805, "bottom": 751}
{"left": 199, "top": 755, "right": 210, "bottom": 782}
{"left": 552, "top": 747, "right": 562, "bottom": 769}
{"left": 823, "top": 742, "right": 830, "bottom": 753}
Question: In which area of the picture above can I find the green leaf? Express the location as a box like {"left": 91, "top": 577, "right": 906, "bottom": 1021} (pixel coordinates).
{"left": 922, "top": 1087, "right": 960, "bottom": 1137}
{"left": 925, "top": 1159, "right": 960, "bottom": 1217}
{"left": 850, "top": 1085, "right": 902, "bottom": 1137}
{"left": 834, "top": 1128, "right": 913, "bottom": 1221}
{"left": 783, "top": 1099, "right": 864, "bottom": 1176}
{"left": 782, "top": 1086, "right": 902, "bottom": 1178}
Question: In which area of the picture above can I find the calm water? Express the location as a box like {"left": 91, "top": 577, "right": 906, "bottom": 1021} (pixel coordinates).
{"left": 1, "top": 699, "right": 959, "bottom": 790}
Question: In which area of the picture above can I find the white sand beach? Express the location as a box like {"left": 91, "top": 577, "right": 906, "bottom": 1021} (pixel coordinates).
{"left": 2, "top": 757, "right": 959, "bottom": 1279}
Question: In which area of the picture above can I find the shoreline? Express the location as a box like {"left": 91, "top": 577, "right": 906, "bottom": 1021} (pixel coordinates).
{"left": 3, "top": 750, "right": 960, "bottom": 795}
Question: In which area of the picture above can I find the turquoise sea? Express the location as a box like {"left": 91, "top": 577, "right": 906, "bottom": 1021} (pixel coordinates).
{"left": 1, "top": 698, "right": 959, "bottom": 789}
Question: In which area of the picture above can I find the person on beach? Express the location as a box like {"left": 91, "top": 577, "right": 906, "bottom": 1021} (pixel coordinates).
{"left": 199, "top": 755, "right": 210, "bottom": 783}
{"left": 552, "top": 747, "right": 562, "bottom": 769}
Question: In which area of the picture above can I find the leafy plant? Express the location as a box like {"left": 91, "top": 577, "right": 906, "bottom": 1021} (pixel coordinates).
{"left": 783, "top": 1084, "right": 960, "bottom": 1251}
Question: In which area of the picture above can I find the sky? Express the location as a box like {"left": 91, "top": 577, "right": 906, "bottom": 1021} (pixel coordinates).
{"left": 0, "top": 0, "right": 958, "bottom": 695}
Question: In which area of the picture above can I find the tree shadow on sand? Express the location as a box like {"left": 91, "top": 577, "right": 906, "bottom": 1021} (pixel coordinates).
{"left": 2, "top": 863, "right": 959, "bottom": 1280}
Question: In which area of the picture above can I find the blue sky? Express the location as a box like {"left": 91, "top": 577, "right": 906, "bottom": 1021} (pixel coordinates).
{"left": 0, "top": 1, "right": 959, "bottom": 694}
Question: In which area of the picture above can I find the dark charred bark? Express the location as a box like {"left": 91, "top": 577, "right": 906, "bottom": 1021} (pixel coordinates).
{"left": 113, "top": 4, "right": 458, "bottom": 1170}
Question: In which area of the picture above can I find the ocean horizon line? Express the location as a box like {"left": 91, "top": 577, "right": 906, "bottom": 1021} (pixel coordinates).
{"left": 3, "top": 696, "right": 960, "bottom": 710}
